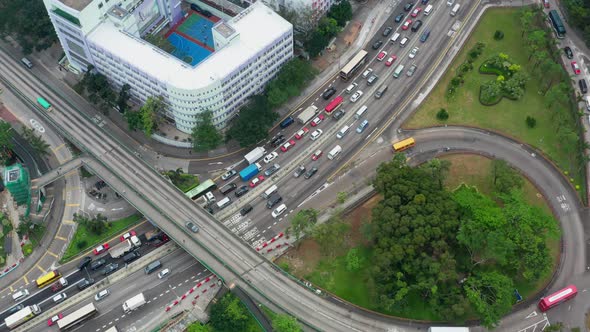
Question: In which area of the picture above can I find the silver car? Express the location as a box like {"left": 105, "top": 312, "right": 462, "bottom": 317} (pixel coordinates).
{"left": 185, "top": 222, "right": 199, "bottom": 233}
{"left": 407, "top": 64, "right": 418, "bottom": 77}
{"left": 95, "top": 289, "right": 110, "bottom": 301}
{"left": 221, "top": 170, "right": 237, "bottom": 181}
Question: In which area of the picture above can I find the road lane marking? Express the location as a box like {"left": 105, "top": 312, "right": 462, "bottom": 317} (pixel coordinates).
{"left": 63, "top": 220, "right": 75, "bottom": 225}
{"left": 36, "top": 264, "right": 46, "bottom": 274}
{"left": 46, "top": 251, "right": 58, "bottom": 258}
{"left": 66, "top": 203, "right": 80, "bottom": 207}
{"left": 55, "top": 235, "right": 67, "bottom": 241}
{"left": 52, "top": 143, "right": 65, "bottom": 153}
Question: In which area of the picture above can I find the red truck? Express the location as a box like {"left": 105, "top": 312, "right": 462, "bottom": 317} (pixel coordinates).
{"left": 51, "top": 277, "right": 68, "bottom": 292}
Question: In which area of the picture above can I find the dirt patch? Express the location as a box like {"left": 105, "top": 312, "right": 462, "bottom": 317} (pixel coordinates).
{"left": 346, "top": 194, "right": 380, "bottom": 246}
{"left": 343, "top": 21, "right": 362, "bottom": 46}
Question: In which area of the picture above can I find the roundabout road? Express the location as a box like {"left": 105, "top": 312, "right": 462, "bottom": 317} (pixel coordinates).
{"left": 406, "top": 126, "right": 588, "bottom": 330}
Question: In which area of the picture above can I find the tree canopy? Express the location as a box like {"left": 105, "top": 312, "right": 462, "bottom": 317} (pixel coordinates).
{"left": 272, "top": 314, "right": 303, "bottom": 332}
{"left": 226, "top": 95, "right": 278, "bottom": 147}
{"left": 0, "top": 121, "right": 14, "bottom": 164}
{"left": 125, "top": 95, "right": 165, "bottom": 136}
{"left": 209, "top": 293, "right": 250, "bottom": 331}
{"left": 369, "top": 155, "right": 559, "bottom": 327}
{"left": 0, "top": 0, "right": 57, "bottom": 54}
{"left": 327, "top": 0, "right": 353, "bottom": 27}
{"left": 191, "top": 111, "right": 222, "bottom": 152}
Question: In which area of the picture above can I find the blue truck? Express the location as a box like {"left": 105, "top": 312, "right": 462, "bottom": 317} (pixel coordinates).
{"left": 239, "top": 163, "right": 262, "bottom": 181}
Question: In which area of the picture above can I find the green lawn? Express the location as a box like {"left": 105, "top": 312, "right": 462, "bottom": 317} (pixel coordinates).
{"left": 60, "top": 214, "right": 142, "bottom": 263}
{"left": 405, "top": 8, "right": 585, "bottom": 199}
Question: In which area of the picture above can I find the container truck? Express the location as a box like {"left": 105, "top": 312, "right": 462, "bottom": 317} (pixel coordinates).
{"left": 239, "top": 163, "right": 262, "bottom": 181}
{"left": 122, "top": 293, "right": 146, "bottom": 313}
{"left": 297, "top": 105, "right": 318, "bottom": 124}
{"left": 109, "top": 239, "right": 134, "bottom": 259}
{"left": 5, "top": 304, "right": 41, "bottom": 329}
{"left": 51, "top": 277, "right": 68, "bottom": 292}
{"left": 244, "top": 147, "right": 266, "bottom": 164}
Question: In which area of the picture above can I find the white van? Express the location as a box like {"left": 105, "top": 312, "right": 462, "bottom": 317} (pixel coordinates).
{"left": 336, "top": 125, "right": 350, "bottom": 139}
{"left": 447, "top": 0, "right": 455, "bottom": 5}
{"left": 451, "top": 4, "right": 460, "bottom": 16}
{"left": 400, "top": 37, "right": 409, "bottom": 48}
{"left": 345, "top": 82, "right": 357, "bottom": 94}
{"left": 12, "top": 289, "right": 29, "bottom": 302}
{"left": 424, "top": 4, "right": 433, "bottom": 15}
{"left": 390, "top": 32, "right": 400, "bottom": 43}
{"left": 262, "top": 185, "right": 278, "bottom": 199}
{"left": 355, "top": 105, "right": 368, "bottom": 119}
{"left": 393, "top": 64, "right": 405, "bottom": 78}
{"left": 216, "top": 197, "right": 231, "bottom": 210}
{"left": 21, "top": 57, "right": 33, "bottom": 69}
{"left": 328, "top": 145, "right": 342, "bottom": 160}
{"left": 585, "top": 96, "right": 590, "bottom": 111}
{"left": 271, "top": 204, "right": 287, "bottom": 218}
{"left": 205, "top": 191, "right": 215, "bottom": 203}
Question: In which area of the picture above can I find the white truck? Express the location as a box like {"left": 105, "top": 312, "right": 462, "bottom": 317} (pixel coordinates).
{"left": 5, "top": 304, "right": 41, "bottom": 329}
{"left": 122, "top": 293, "right": 146, "bottom": 313}
{"left": 297, "top": 105, "right": 318, "bottom": 124}
{"left": 244, "top": 147, "right": 266, "bottom": 165}
{"left": 428, "top": 327, "right": 470, "bottom": 332}
{"left": 109, "top": 239, "right": 134, "bottom": 259}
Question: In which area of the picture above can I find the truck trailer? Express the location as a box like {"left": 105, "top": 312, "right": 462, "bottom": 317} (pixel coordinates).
{"left": 122, "top": 293, "right": 146, "bottom": 313}
{"left": 244, "top": 147, "right": 266, "bottom": 164}
{"left": 109, "top": 239, "right": 134, "bottom": 259}
{"left": 297, "top": 105, "right": 319, "bottom": 124}
{"left": 239, "top": 163, "right": 262, "bottom": 181}
{"left": 5, "top": 304, "right": 41, "bottom": 329}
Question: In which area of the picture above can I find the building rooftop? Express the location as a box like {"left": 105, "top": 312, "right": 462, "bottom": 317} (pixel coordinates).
{"left": 86, "top": 2, "right": 292, "bottom": 90}
{"left": 58, "top": 0, "right": 93, "bottom": 11}
{"left": 214, "top": 22, "right": 236, "bottom": 39}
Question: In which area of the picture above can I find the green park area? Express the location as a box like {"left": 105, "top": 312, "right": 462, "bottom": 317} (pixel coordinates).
{"left": 278, "top": 154, "right": 559, "bottom": 327}
{"left": 61, "top": 214, "right": 142, "bottom": 263}
{"left": 406, "top": 7, "right": 586, "bottom": 199}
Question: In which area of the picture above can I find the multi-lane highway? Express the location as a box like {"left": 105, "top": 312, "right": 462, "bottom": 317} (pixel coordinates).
{"left": 1, "top": 0, "right": 587, "bottom": 330}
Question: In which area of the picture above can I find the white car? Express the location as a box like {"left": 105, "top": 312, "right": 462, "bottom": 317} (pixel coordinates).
{"left": 221, "top": 169, "right": 237, "bottom": 181}
{"left": 310, "top": 129, "right": 323, "bottom": 141}
{"left": 263, "top": 152, "right": 278, "bottom": 164}
{"left": 271, "top": 204, "right": 287, "bottom": 218}
{"left": 362, "top": 68, "right": 373, "bottom": 78}
{"left": 94, "top": 289, "right": 110, "bottom": 301}
{"left": 409, "top": 47, "right": 419, "bottom": 59}
{"left": 350, "top": 90, "right": 363, "bottom": 103}
{"left": 158, "top": 268, "right": 170, "bottom": 279}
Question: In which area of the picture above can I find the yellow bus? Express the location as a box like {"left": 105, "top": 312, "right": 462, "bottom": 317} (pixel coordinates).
{"left": 36, "top": 270, "right": 61, "bottom": 288}
{"left": 392, "top": 137, "right": 415, "bottom": 152}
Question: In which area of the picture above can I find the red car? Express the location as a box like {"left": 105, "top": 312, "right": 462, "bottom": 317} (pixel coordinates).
{"left": 93, "top": 243, "right": 110, "bottom": 255}
{"left": 571, "top": 61, "right": 581, "bottom": 75}
{"left": 385, "top": 56, "right": 397, "bottom": 66}
{"left": 543, "top": 0, "right": 550, "bottom": 8}
{"left": 402, "top": 19, "right": 412, "bottom": 30}
{"left": 120, "top": 230, "right": 137, "bottom": 242}
{"left": 47, "top": 313, "right": 64, "bottom": 326}
{"left": 310, "top": 115, "right": 325, "bottom": 127}
{"left": 311, "top": 150, "right": 323, "bottom": 161}
{"left": 411, "top": 7, "right": 422, "bottom": 17}
{"left": 294, "top": 127, "right": 309, "bottom": 139}
{"left": 280, "top": 139, "right": 296, "bottom": 152}
{"left": 376, "top": 51, "right": 387, "bottom": 61}
{"left": 249, "top": 175, "right": 265, "bottom": 188}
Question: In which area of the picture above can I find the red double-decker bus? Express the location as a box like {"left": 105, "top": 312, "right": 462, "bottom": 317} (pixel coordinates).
{"left": 324, "top": 96, "right": 343, "bottom": 113}
{"left": 538, "top": 285, "right": 577, "bottom": 312}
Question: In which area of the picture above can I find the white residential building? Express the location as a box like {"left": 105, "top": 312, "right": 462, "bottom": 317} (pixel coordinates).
{"left": 43, "top": 0, "right": 293, "bottom": 133}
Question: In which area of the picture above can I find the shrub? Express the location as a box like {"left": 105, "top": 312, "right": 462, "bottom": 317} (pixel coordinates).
{"left": 22, "top": 243, "right": 33, "bottom": 257}
{"left": 450, "top": 76, "right": 462, "bottom": 87}
{"left": 480, "top": 80, "right": 503, "bottom": 105}
{"left": 494, "top": 30, "right": 504, "bottom": 40}
{"left": 437, "top": 108, "right": 449, "bottom": 121}
{"left": 526, "top": 116, "right": 537, "bottom": 128}
{"left": 459, "top": 62, "right": 473, "bottom": 74}
{"left": 76, "top": 240, "right": 88, "bottom": 250}
{"left": 278, "top": 261, "right": 290, "bottom": 272}
{"left": 337, "top": 192, "right": 347, "bottom": 204}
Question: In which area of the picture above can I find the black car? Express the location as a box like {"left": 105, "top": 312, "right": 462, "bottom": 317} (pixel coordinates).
{"left": 271, "top": 136, "right": 286, "bottom": 147}
{"left": 564, "top": 46, "right": 574, "bottom": 59}
{"left": 404, "top": 2, "right": 414, "bottom": 11}
{"left": 421, "top": 0, "right": 429, "bottom": 4}
{"left": 78, "top": 256, "right": 92, "bottom": 270}
{"left": 333, "top": 109, "right": 345, "bottom": 120}
{"left": 411, "top": 20, "right": 423, "bottom": 32}
{"left": 322, "top": 87, "right": 336, "bottom": 100}
{"left": 102, "top": 263, "right": 119, "bottom": 276}
{"left": 123, "top": 250, "right": 141, "bottom": 263}
{"left": 7, "top": 305, "right": 23, "bottom": 315}
{"left": 90, "top": 258, "right": 106, "bottom": 270}
{"left": 240, "top": 204, "right": 253, "bottom": 216}
{"left": 266, "top": 193, "right": 283, "bottom": 209}
{"left": 235, "top": 185, "right": 249, "bottom": 197}
{"left": 579, "top": 79, "right": 588, "bottom": 94}
{"left": 395, "top": 13, "right": 405, "bottom": 23}
{"left": 371, "top": 40, "right": 383, "bottom": 50}
{"left": 304, "top": 167, "right": 318, "bottom": 179}
{"left": 78, "top": 278, "right": 95, "bottom": 290}
{"left": 382, "top": 27, "right": 393, "bottom": 37}
{"left": 293, "top": 165, "right": 306, "bottom": 178}
{"left": 219, "top": 183, "right": 237, "bottom": 195}
{"left": 420, "top": 29, "right": 430, "bottom": 42}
